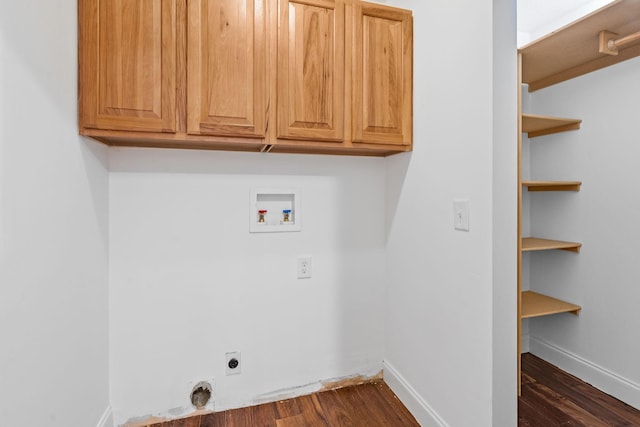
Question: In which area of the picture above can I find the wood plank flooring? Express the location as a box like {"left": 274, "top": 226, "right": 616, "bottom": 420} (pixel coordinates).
{"left": 143, "top": 354, "right": 640, "bottom": 427}
{"left": 149, "top": 381, "right": 419, "bottom": 427}
{"left": 519, "top": 353, "right": 640, "bottom": 426}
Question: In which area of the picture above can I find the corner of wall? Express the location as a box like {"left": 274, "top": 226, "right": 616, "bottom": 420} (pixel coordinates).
{"left": 96, "top": 406, "right": 114, "bottom": 427}
{"left": 383, "top": 360, "right": 449, "bottom": 427}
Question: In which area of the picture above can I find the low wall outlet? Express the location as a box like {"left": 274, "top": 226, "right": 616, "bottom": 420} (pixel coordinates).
{"left": 225, "top": 351, "right": 241, "bottom": 375}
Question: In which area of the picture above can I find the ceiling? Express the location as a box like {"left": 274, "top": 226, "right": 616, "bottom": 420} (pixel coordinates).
{"left": 517, "top": 0, "right": 615, "bottom": 45}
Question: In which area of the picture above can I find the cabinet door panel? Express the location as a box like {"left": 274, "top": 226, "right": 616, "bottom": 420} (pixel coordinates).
{"left": 188, "top": 0, "right": 267, "bottom": 137}
{"left": 80, "top": 0, "right": 177, "bottom": 133}
{"left": 277, "top": 0, "right": 344, "bottom": 141}
{"left": 353, "top": 3, "right": 412, "bottom": 145}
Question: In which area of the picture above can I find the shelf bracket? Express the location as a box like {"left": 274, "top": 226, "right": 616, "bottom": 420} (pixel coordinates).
{"left": 599, "top": 30, "right": 640, "bottom": 56}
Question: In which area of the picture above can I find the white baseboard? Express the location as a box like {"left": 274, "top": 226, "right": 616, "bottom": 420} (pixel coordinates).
{"left": 383, "top": 360, "right": 449, "bottom": 427}
{"left": 530, "top": 336, "right": 640, "bottom": 409}
{"left": 96, "top": 406, "right": 113, "bottom": 427}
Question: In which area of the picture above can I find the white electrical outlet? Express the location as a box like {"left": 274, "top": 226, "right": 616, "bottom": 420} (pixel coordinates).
{"left": 297, "top": 256, "right": 312, "bottom": 279}
{"left": 225, "top": 351, "right": 241, "bottom": 375}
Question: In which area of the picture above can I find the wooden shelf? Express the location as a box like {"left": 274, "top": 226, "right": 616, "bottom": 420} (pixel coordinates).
{"left": 521, "top": 291, "right": 581, "bottom": 319}
{"left": 519, "top": 0, "right": 640, "bottom": 92}
{"left": 522, "top": 114, "right": 582, "bottom": 138}
{"left": 523, "top": 180, "right": 582, "bottom": 191}
{"left": 522, "top": 237, "right": 582, "bottom": 253}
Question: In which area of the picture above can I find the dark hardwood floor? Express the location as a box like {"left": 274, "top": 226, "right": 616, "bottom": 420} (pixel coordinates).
{"left": 520, "top": 353, "right": 640, "bottom": 426}
{"left": 149, "top": 381, "right": 419, "bottom": 427}
{"left": 145, "top": 355, "right": 640, "bottom": 427}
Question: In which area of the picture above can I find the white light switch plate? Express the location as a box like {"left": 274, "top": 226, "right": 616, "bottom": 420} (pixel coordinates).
{"left": 454, "top": 199, "right": 470, "bottom": 231}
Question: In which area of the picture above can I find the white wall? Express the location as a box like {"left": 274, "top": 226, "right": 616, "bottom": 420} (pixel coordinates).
{"left": 0, "top": 0, "right": 518, "bottom": 425}
{"left": 108, "top": 1, "right": 520, "bottom": 423}
{"left": 525, "top": 56, "right": 640, "bottom": 408}
{"left": 108, "top": 150, "right": 386, "bottom": 425}
{"left": 0, "top": 1, "right": 110, "bottom": 426}
{"left": 492, "top": 0, "right": 519, "bottom": 424}
{"left": 383, "top": 1, "right": 517, "bottom": 426}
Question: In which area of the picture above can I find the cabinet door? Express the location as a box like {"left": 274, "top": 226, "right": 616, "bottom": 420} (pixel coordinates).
{"left": 79, "top": 0, "right": 177, "bottom": 133}
{"left": 277, "top": 0, "right": 344, "bottom": 142}
{"left": 352, "top": 2, "right": 412, "bottom": 146}
{"left": 187, "top": 0, "right": 268, "bottom": 138}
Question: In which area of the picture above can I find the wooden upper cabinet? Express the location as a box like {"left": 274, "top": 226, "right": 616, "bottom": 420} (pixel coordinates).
{"left": 187, "top": 0, "right": 268, "bottom": 138}
{"left": 78, "top": 0, "right": 413, "bottom": 155}
{"left": 352, "top": 2, "right": 412, "bottom": 146}
{"left": 79, "top": 0, "right": 177, "bottom": 133}
{"left": 277, "top": 0, "right": 345, "bottom": 142}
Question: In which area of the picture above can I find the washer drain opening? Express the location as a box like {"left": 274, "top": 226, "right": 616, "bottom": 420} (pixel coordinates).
{"left": 190, "top": 381, "right": 212, "bottom": 409}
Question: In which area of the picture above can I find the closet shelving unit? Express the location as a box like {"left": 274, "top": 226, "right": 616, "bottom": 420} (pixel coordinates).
{"left": 517, "top": 0, "right": 640, "bottom": 392}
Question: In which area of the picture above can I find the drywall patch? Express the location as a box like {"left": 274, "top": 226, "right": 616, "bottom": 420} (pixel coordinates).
{"left": 122, "top": 370, "right": 383, "bottom": 423}
{"left": 122, "top": 415, "right": 168, "bottom": 427}
{"left": 122, "top": 379, "right": 216, "bottom": 424}
{"left": 247, "top": 367, "right": 384, "bottom": 409}
{"left": 168, "top": 406, "right": 187, "bottom": 416}
{"left": 122, "top": 407, "right": 215, "bottom": 427}
{"left": 320, "top": 370, "right": 383, "bottom": 392}
{"left": 190, "top": 381, "right": 213, "bottom": 409}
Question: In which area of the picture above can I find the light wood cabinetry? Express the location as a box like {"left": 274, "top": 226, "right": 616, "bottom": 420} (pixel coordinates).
{"left": 268, "top": 0, "right": 412, "bottom": 156}
{"left": 352, "top": 2, "right": 412, "bottom": 146}
{"left": 79, "top": 0, "right": 413, "bottom": 156}
{"left": 187, "top": 0, "right": 268, "bottom": 138}
{"left": 277, "top": 0, "right": 344, "bottom": 142}
{"left": 79, "top": 0, "right": 178, "bottom": 133}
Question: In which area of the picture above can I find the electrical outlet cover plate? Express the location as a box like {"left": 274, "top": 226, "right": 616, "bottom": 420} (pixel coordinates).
{"left": 225, "top": 351, "right": 241, "bottom": 375}
{"left": 297, "top": 256, "right": 312, "bottom": 279}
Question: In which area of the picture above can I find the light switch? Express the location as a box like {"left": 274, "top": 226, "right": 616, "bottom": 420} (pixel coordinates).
{"left": 454, "top": 199, "right": 470, "bottom": 231}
